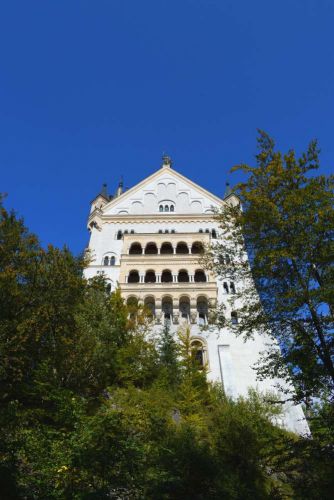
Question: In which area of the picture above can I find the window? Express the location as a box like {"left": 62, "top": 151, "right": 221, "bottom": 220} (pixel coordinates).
{"left": 223, "top": 282, "right": 229, "bottom": 294}
{"left": 165, "top": 229, "right": 169, "bottom": 233}
{"left": 162, "top": 296, "right": 173, "bottom": 325}
{"left": 159, "top": 205, "right": 163, "bottom": 212}
{"left": 144, "top": 296, "right": 155, "bottom": 317}
{"left": 178, "top": 269, "right": 189, "bottom": 283}
{"left": 129, "top": 243, "right": 142, "bottom": 255}
{"left": 171, "top": 229, "right": 175, "bottom": 233}
{"left": 197, "top": 296, "right": 208, "bottom": 325}
{"left": 205, "top": 229, "right": 210, "bottom": 233}
{"left": 124, "top": 230, "right": 128, "bottom": 234}
{"left": 161, "top": 270, "right": 173, "bottom": 283}
{"left": 199, "top": 229, "right": 203, "bottom": 233}
{"left": 176, "top": 242, "right": 188, "bottom": 254}
{"left": 128, "top": 270, "right": 140, "bottom": 283}
{"left": 110, "top": 256, "right": 116, "bottom": 266}
{"left": 130, "top": 230, "right": 135, "bottom": 234}
{"left": 170, "top": 205, "right": 175, "bottom": 212}
{"left": 145, "top": 270, "right": 156, "bottom": 283}
{"left": 103, "top": 256, "right": 109, "bottom": 266}
{"left": 191, "top": 241, "right": 204, "bottom": 254}
{"left": 225, "top": 254, "right": 231, "bottom": 265}
{"left": 165, "top": 205, "right": 169, "bottom": 212}
{"left": 230, "top": 282, "right": 236, "bottom": 294}
{"left": 179, "top": 296, "right": 190, "bottom": 320}
{"left": 106, "top": 283, "right": 112, "bottom": 293}
{"left": 194, "top": 270, "right": 206, "bottom": 282}
{"left": 117, "top": 230, "right": 123, "bottom": 240}
{"left": 159, "top": 229, "right": 163, "bottom": 233}
{"left": 211, "top": 229, "right": 217, "bottom": 239}
{"left": 127, "top": 296, "right": 138, "bottom": 321}
{"left": 231, "top": 311, "right": 238, "bottom": 325}
{"left": 145, "top": 242, "right": 158, "bottom": 255}
{"left": 160, "top": 242, "right": 173, "bottom": 254}
{"left": 191, "top": 340, "right": 206, "bottom": 368}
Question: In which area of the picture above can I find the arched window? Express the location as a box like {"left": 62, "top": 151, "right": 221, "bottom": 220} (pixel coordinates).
{"left": 128, "top": 270, "right": 140, "bottom": 283}
{"left": 103, "top": 256, "right": 109, "bottom": 266}
{"left": 130, "top": 230, "right": 135, "bottom": 234}
{"left": 159, "top": 229, "right": 163, "bottom": 233}
{"left": 117, "top": 230, "right": 123, "bottom": 240}
{"left": 223, "top": 282, "right": 229, "bottom": 294}
{"left": 124, "top": 230, "right": 128, "bottom": 234}
{"left": 176, "top": 242, "right": 188, "bottom": 254}
{"left": 231, "top": 311, "right": 238, "bottom": 325}
{"left": 144, "top": 270, "right": 156, "bottom": 283}
{"left": 179, "top": 296, "right": 190, "bottom": 321}
{"left": 191, "top": 241, "right": 204, "bottom": 254}
{"left": 164, "top": 205, "right": 169, "bottom": 212}
{"left": 191, "top": 340, "right": 206, "bottom": 368}
{"left": 165, "top": 229, "right": 169, "bottom": 233}
{"left": 170, "top": 205, "right": 175, "bottom": 212}
{"left": 230, "top": 282, "right": 236, "bottom": 294}
{"left": 205, "top": 229, "right": 210, "bottom": 234}
{"left": 106, "top": 283, "right": 112, "bottom": 293}
{"left": 145, "top": 242, "right": 158, "bottom": 255}
{"left": 194, "top": 270, "right": 206, "bottom": 282}
{"left": 211, "top": 229, "right": 217, "bottom": 239}
{"left": 161, "top": 269, "right": 173, "bottom": 283}
{"left": 199, "top": 229, "right": 203, "bottom": 233}
{"left": 129, "top": 242, "right": 142, "bottom": 255}
{"left": 178, "top": 269, "right": 189, "bottom": 283}
{"left": 159, "top": 205, "right": 163, "bottom": 212}
{"left": 197, "top": 296, "right": 208, "bottom": 325}
{"left": 127, "top": 296, "right": 138, "bottom": 320}
{"left": 160, "top": 242, "right": 173, "bottom": 254}
{"left": 162, "top": 296, "right": 173, "bottom": 325}
{"left": 144, "top": 296, "right": 155, "bottom": 317}
{"left": 110, "top": 256, "right": 116, "bottom": 266}
{"left": 171, "top": 229, "right": 175, "bottom": 233}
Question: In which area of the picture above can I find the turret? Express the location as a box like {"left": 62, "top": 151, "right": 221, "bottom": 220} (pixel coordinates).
{"left": 89, "top": 183, "right": 111, "bottom": 214}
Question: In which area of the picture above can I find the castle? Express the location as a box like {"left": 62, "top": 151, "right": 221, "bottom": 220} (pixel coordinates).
{"left": 84, "top": 156, "right": 309, "bottom": 435}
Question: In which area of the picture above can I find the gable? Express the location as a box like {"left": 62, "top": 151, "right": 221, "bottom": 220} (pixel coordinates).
{"left": 103, "top": 167, "right": 223, "bottom": 216}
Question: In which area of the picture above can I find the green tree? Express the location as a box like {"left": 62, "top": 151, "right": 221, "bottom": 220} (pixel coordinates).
{"left": 207, "top": 131, "right": 334, "bottom": 406}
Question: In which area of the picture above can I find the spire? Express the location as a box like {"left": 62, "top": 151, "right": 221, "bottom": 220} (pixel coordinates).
{"left": 115, "top": 176, "right": 124, "bottom": 197}
{"left": 100, "top": 182, "right": 108, "bottom": 198}
{"left": 224, "top": 181, "right": 232, "bottom": 198}
{"left": 162, "top": 154, "right": 172, "bottom": 168}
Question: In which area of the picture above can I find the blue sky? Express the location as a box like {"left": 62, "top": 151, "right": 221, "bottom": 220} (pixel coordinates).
{"left": 1, "top": 0, "right": 333, "bottom": 254}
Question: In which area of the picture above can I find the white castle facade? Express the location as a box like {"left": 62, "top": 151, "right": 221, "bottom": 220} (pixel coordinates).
{"left": 84, "top": 156, "right": 309, "bottom": 435}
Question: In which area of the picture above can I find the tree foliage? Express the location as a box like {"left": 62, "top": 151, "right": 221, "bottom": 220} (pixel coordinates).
{"left": 206, "top": 131, "right": 334, "bottom": 406}
{"left": 1, "top": 196, "right": 333, "bottom": 498}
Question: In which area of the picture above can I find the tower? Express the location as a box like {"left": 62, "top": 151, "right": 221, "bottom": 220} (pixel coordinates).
{"left": 84, "top": 158, "right": 309, "bottom": 435}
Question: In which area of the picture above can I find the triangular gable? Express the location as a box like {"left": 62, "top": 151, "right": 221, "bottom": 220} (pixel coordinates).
{"left": 102, "top": 165, "right": 224, "bottom": 216}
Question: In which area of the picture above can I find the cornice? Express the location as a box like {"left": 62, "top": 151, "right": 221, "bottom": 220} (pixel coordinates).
{"left": 88, "top": 213, "right": 218, "bottom": 225}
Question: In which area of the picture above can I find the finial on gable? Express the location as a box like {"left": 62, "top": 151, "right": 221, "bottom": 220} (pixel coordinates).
{"left": 162, "top": 154, "right": 172, "bottom": 168}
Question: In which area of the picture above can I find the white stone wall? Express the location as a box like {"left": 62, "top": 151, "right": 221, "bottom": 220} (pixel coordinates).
{"left": 83, "top": 165, "right": 310, "bottom": 436}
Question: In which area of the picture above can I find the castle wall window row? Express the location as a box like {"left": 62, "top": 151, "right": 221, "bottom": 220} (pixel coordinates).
{"left": 128, "top": 241, "right": 204, "bottom": 255}
{"left": 126, "top": 268, "right": 208, "bottom": 284}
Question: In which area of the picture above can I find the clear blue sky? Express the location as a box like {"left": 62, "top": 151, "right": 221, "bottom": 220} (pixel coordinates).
{"left": 1, "top": 0, "right": 333, "bottom": 254}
